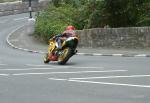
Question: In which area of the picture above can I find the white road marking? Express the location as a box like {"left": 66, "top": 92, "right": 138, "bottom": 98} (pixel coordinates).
{"left": 48, "top": 78, "right": 150, "bottom": 88}
{"left": 93, "top": 53, "right": 103, "bottom": 56}
{"left": 13, "top": 70, "right": 127, "bottom": 76}
{"left": 77, "top": 53, "right": 87, "bottom": 55}
{"left": 26, "top": 64, "right": 70, "bottom": 68}
{"left": 0, "top": 74, "right": 9, "bottom": 76}
{"left": 68, "top": 80, "right": 150, "bottom": 88}
{"left": 0, "top": 68, "right": 56, "bottom": 71}
{"left": 0, "top": 64, "right": 7, "bottom": 66}
{"left": 49, "top": 78, "right": 68, "bottom": 81}
{"left": 26, "top": 64, "right": 52, "bottom": 67}
{"left": 69, "top": 75, "right": 150, "bottom": 80}
{"left": 76, "top": 67, "right": 101, "bottom": 69}
{"left": 26, "top": 64, "right": 104, "bottom": 69}
{"left": 112, "top": 54, "right": 124, "bottom": 56}
{"left": 135, "top": 54, "right": 147, "bottom": 57}
{"left": 14, "top": 17, "right": 28, "bottom": 21}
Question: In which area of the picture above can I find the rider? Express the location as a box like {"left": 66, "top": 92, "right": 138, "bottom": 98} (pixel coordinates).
{"left": 54, "top": 25, "right": 77, "bottom": 50}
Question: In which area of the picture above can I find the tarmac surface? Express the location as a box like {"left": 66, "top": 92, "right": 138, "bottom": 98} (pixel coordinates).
{"left": 1, "top": 14, "right": 150, "bottom": 103}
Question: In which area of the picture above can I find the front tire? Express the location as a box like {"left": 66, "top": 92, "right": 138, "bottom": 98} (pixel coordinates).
{"left": 58, "top": 48, "right": 72, "bottom": 65}
{"left": 44, "top": 53, "right": 49, "bottom": 63}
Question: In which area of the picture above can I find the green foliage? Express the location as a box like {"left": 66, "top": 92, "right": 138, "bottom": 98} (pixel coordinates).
{"left": 74, "top": 0, "right": 150, "bottom": 28}
{"left": 35, "top": 4, "right": 78, "bottom": 42}
{"left": 35, "top": 0, "right": 150, "bottom": 42}
{"left": 104, "top": 0, "right": 140, "bottom": 27}
{"left": 136, "top": 0, "right": 150, "bottom": 26}
{"left": 63, "top": 0, "right": 81, "bottom": 7}
{"left": 72, "top": 0, "right": 109, "bottom": 29}
{"left": 51, "top": 0, "right": 61, "bottom": 7}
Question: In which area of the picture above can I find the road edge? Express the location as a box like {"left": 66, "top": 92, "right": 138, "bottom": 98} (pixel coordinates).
{"left": 6, "top": 23, "right": 150, "bottom": 57}
{"left": 6, "top": 23, "right": 47, "bottom": 54}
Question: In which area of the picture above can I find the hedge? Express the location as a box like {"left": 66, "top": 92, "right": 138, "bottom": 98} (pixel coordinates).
{"left": 34, "top": 4, "right": 78, "bottom": 43}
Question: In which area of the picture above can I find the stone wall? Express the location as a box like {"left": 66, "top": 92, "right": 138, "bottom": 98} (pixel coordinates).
{"left": 77, "top": 27, "right": 150, "bottom": 48}
{"left": 0, "top": 0, "right": 49, "bottom": 16}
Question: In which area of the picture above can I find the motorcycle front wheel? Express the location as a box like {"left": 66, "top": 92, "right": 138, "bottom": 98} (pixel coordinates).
{"left": 44, "top": 53, "right": 50, "bottom": 63}
{"left": 58, "top": 47, "right": 72, "bottom": 65}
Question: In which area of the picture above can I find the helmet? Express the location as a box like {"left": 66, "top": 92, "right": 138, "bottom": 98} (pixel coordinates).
{"left": 66, "top": 25, "right": 76, "bottom": 30}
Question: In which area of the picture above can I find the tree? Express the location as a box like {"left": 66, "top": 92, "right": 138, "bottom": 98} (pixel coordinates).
{"left": 51, "top": 0, "right": 61, "bottom": 7}
{"left": 76, "top": 0, "right": 150, "bottom": 28}
{"left": 136, "top": 0, "right": 150, "bottom": 26}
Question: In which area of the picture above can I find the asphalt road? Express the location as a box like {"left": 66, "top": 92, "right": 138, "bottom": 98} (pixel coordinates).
{"left": 0, "top": 13, "right": 150, "bottom": 103}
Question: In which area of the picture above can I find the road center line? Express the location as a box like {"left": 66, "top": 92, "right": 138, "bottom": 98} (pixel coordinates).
{"left": 13, "top": 70, "right": 127, "bottom": 76}
{"left": 69, "top": 75, "right": 150, "bottom": 80}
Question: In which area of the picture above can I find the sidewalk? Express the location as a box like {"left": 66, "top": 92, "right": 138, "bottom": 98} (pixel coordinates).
{"left": 7, "top": 24, "right": 150, "bottom": 57}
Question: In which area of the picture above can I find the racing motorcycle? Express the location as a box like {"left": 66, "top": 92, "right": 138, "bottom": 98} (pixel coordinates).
{"left": 44, "top": 36, "right": 79, "bottom": 65}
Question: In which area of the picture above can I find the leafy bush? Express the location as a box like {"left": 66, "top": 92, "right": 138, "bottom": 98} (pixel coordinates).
{"left": 34, "top": 4, "right": 78, "bottom": 43}
{"left": 35, "top": 0, "right": 150, "bottom": 43}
